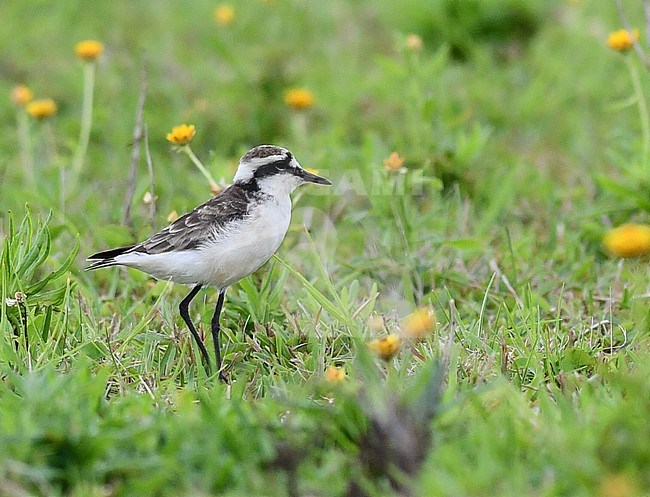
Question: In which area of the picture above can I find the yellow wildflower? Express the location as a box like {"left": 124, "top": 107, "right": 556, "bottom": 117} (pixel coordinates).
{"left": 11, "top": 85, "right": 33, "bottom": 106}
{"left": 26, "top": 99, "right": 57, "bottom": 120}
{"left": 368, "top": 335, "right": 400, "bottom": 361}
{"left": 325, "top": 365, "right": 346, "bottom": 383}
{"left": 284, "top": 88, "right": 315, "bottom": 110}
{"left": 305, "top": 167, "right": 320, "bottom": 176}
{"left": 167, "top": 210, "right": 179, "bottom": 223}
{"left": 75, "top": 40, "right": 104, "bottom": 61}
{"left": 166, "top": 124, "right": 196, "bottom": 146}
{"left": 403, "top": 306, "right": 436, "bottom": 340}
{"left": 598, "top": 473, "right": 637, "bottom": 497}
{"left": 406, "top": 34, "right": 423, "bottom": 52}
{"left": 383, "top": 151, "right": 405, "bottom": 172}
{"left": 606, "top": 29, "right": 639, "bottom": 53}
{"left": 603, "top": 223, "right": 650, "bottom": 258}
{"left": 215, "top": 5, "right": 235, "bottom": 26}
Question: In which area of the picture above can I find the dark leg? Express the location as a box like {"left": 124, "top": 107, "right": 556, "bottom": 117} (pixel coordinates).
{"left": 179, "top": 284, "right": 212, "bottom": 374}
{"left": 210, "top": 290, "right": 227, "bottom": 382}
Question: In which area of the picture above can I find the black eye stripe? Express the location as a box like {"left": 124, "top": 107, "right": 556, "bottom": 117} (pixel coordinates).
{"left": 253, "top": 157, "right": 296, "bottom": 179}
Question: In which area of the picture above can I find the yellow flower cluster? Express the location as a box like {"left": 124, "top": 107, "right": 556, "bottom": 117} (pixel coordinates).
{"left": 368, "top": 334, "right": 400, "bottom": 361}
{"left": 324, "top": 365, "right": 346, "bottom": 383}
{"left": 366, "top": 306, "right": 436, "bottom": 361}
{"left": 11, "top": 85, "right": 33, "bottom": 106}
{"left": 214, "top": 5, "right": 235, "bottom": 26}
{"left": 402, "top": 306, "right": 436, "bottom": 340}
{"left": 383, "top": 151, "right": 405, "bottom": 172}
{"left": 166, "top": 124, "right": 196, "bottom": 145}
{"left": 603, "top": 223, "right": 650, "bottom": 258}
{"left": 284, "top": 88, "right": 314, "bottom": 110}
{"left": 606, "top": 28, "right": 639, "bottom": 53}
{"left": 75, "top": 40, "right": 104, "bottom": 61}
{"left": 26, "top": 98, "right": 58, "bottom": 120}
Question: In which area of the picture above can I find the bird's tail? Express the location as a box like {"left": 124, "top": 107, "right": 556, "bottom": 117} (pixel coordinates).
{"left": 85, "top": 245, "right": 136, "bottom": 271}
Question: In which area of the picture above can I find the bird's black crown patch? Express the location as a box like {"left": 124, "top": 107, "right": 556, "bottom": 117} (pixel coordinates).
{"left": 243, "top": 145, "right": 288, "bottom": 161}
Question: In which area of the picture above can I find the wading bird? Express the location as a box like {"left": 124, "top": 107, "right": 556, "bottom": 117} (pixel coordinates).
{"left": 87, "top": 145, "right": 331, "bottom": 380}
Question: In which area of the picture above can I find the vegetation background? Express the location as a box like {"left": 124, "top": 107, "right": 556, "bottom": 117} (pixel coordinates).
{"left": 0, "top": 1, "right": 649, "bottom": 496}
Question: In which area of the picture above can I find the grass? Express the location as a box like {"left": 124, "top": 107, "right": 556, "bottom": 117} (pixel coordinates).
{"left": 1, "top": 1, "right": 649, "bottom": 496}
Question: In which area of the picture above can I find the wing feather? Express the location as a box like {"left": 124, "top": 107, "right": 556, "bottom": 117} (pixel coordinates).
{"left": 136, "top": 185, "right": 253, "bottom": 255}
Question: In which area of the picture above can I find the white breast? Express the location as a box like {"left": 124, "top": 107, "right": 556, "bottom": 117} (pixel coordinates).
{"left": 200, "top": 196, "right": 291, "bottom": 287}
{"left": 116, "top": 196, "right": 292, "bottom": 288}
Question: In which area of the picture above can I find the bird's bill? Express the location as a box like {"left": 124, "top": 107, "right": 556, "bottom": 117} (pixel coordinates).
{"left": 299, "top": 168, "right": 331, "bottom": 185}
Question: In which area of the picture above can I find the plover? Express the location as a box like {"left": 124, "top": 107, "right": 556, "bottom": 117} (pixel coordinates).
{"left": 87, "top": 145, "right": 331, "bottom": 380}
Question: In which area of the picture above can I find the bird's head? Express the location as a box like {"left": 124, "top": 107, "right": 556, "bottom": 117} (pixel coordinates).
{"left": 233, "top": 145, "right": 331, "bottom": 195}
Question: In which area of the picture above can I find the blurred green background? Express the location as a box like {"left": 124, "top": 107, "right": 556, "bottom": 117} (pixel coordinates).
{"left": 1, "top": 1, "right": 649, "bottom": 496}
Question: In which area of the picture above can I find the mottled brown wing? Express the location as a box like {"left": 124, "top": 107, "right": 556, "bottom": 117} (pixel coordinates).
{"left": 136, "top": 185, "right": 253, "bottom": 254}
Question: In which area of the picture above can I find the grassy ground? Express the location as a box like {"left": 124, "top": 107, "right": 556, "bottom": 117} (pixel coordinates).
{"left": 1, "top": 1, "right": 649, "bottom": 496}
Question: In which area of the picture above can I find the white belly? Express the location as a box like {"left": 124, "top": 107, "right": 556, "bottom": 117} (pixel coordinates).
{"left": 116, "top": 198, "right": 291, "bottom": 288}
